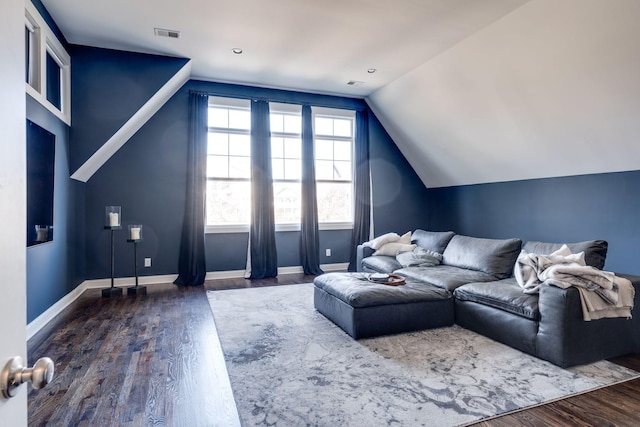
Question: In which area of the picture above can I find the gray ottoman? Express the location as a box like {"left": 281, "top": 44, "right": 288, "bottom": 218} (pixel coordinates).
{"left": 314, "top": 272, "right": 454, "bottom": 339}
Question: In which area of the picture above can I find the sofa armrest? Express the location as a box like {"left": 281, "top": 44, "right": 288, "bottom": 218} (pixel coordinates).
{"left": 536, "top": 274, "right": 640, "bottom": 367}
{"left": 356, "top": 245, "right": 375, "bottom": 272}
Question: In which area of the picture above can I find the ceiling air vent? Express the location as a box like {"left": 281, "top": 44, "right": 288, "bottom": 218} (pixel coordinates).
{"left": 154, "top": 28, "right": 180, "bottom": 39}
{"left": 347, "top": 80, "right": 364, "bottom": 86}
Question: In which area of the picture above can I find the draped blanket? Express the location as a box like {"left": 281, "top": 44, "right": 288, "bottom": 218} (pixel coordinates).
{"left": 515, "top": 246, "right": 634, "bottom": 321}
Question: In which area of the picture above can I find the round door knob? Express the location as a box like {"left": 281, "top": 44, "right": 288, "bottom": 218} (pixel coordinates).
{"left": 22, "top": 357, "right": 55, "bottom": 390}
{"left": 1, "top": 356, "right": 55, "bottom": 398}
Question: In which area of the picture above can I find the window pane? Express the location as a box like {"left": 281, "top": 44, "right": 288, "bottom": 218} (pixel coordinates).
{"left": 209, "top": 108, "right": 228, "bottom": 128}
{"left": 208, "top": 133, "right": 228, "bottom": 155}
{"left": 333, "top": 140, "right": 351, "bottom": 161}
{"left": 25, "top": 27, "right": 30, "bottom": 83}
{"left": 273, "top": 182, "right": 301, "bottom": 224}
{"left": 206, "top": 180, "right": 251, "bottom": 225}
{"left": 46, "top": 53, "right": 62, "bottom": 110}
{"left": 272, "top": 158, "right": 284, "bottom": 180}
{"left": 229, "top": 156, "right": 250, "bottom": 179}
{"left": 207, "top": 155, "right": 228, "bottom": 178}
{"left": 284, "top": 114, "right": 301, "bottom": 134}
{"left": 315, "top": 139, "right": 333, "bottom": 160}
{"left": 315, "top": 160, "right": 334, "bottom": 180}
{"left": 334, "top": 161, "right": 352, "bottom": 180}
{"left": 270, "top": 113, "right": 284, "bottom": 133}
{"left": 271, "top": 137, "right": 284, "bottom": 158}
{"left": 229, "top": 134, "right": 250, "bottom": 156}
{"left": 315, "top": 117, "right": 333, "bottom": 136}
{"left": 317, "top": 182, "right": 352, "bottom": 223}
{"left": 284, "top": 159, "right": 301, "bottom": 180}
{"left": 229, "top": 109, "right": 250, "bottom": 130}
{"left": 334, "top": 119, "right": 352, "bottom": 137}
{"left": 283, "top": 138, "right": 301, "bottom": 159}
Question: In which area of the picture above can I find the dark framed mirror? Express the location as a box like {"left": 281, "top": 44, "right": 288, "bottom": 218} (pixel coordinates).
{"left": 27, "top": 120, "right": 55, "bottom": 247}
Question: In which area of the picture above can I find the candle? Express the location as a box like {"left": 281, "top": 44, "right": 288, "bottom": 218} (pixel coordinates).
{"left": 130, "top": 227, "right": 141, "bottom": 240}
{"left": 109, "top": 212, "right": 119, "bottom": 227}
{"left": 36, "top": 226, "right": 48, "bottom": 242}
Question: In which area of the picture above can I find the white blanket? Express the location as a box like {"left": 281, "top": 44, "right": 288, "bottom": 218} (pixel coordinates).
{"left": 515, "top": 246, "right": 634, "bottom": 321}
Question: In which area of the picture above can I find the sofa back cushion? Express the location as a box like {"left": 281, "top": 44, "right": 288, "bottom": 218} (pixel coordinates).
{"left": 442, "top": 235, "right": 522, "bottom": 279}
{"left": 411, "top": 230, "right": 455, "bottom": 254}
{"left": 522, "top": 240, "right": 608, "bottom": 269}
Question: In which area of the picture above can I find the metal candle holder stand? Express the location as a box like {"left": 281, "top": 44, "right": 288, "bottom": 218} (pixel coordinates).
{"left": 102, "top": 226, "right": 123, "bottom": 298}
{"left": 126, "top": 237, "right": 147, "bottom": 295}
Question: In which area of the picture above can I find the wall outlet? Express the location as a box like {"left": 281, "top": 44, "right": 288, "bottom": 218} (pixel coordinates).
{"left": 144, "top": 257, "right": 152, "bottom": 267}
{"left": 325, "top": 249, "right": 331, "bottom": 257}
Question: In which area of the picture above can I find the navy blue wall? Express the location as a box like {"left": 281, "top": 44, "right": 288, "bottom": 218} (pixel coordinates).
{"left": 26, "top": 95, "right": 85, "bottom": 323}
{"left": 70, "top": 45, "right": 189, "bottom": 172}
{"left": 75, "top": 47, "right": 430, "bottom": 279}
{"left": 426, "top": 171, "right": 640, "bottom": 274}
{"left": 369, "top": 113, "right": 429, "bottom": 235}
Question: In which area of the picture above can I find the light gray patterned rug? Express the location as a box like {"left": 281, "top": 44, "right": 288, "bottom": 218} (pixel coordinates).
{"left": 207, "top": 283, "right": 638, "bottom": 426}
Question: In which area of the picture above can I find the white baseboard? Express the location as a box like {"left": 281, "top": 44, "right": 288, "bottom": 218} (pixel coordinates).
{"left": 81, "top": 274, "right": 179, "bottom": 289}
{"left": 26, "top": 284, "right": 87, "bottom": 341}
{"left": 26, "top": 263, "right": 349, "bottom": 340}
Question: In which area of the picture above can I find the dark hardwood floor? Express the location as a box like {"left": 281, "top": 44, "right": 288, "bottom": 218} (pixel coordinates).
{"left": 28, "top": 274, "right": 640, "bottom": 426}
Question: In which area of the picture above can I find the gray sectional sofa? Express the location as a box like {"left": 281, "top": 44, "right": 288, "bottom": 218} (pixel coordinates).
{"left": 331, "top": 230, "right": 640, "bottom": 368}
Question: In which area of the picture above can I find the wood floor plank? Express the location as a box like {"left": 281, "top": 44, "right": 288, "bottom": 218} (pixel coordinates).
{"left": 28, "top": 273, "right": 640, "bottom": 426}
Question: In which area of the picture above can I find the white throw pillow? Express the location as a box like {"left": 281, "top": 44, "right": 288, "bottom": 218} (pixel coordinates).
{"left": 363, "top": 232, "right": 400, "bottom": 250}
{"left": 549, "top": 245, "right": 586, "bottom": 266}
{"left": 373, "top": 243, "right": 416, "bottom": 257}
{"left": 398, "top": 231, "right": 412, "bottom": 244}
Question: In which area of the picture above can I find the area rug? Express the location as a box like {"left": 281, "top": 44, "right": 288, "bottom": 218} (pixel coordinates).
{"left": 207, "top": 284, "right": 638, "bottom": 426}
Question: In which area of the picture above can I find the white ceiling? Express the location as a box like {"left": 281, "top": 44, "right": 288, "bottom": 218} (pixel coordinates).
{"left": 38, "top": 0, "right": 640, "bottom": 190}
{"left": 41, "top": 0, "right": 528, "bottom": 97}
{"left": 369, "top": 0, "right": 640, "bottom": 187}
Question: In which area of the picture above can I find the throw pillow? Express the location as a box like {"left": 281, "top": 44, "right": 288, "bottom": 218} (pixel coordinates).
{"left": 373, "top": 243, "right": 416, "bottom": 257}
{"left": 396, "top": 247, "right": 443, "bottom": 267}
{"left": 398, "top": 231, "right": 412, "bottom": 244}
{"left": 549, "top": 244, "right": 586, "bottom": 266}
{"left": 363, "top": 232, "right": 400, "bottom": 250}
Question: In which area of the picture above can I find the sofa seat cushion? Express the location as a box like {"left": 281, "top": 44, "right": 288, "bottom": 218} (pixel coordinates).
{"left": 314, "top": 272, "right": 451, "bottom": 308}
{"left": 362, "top": 255, "right": 402, "bottom": 273}
{"left": 442, "top": 235, "right": 522, "bottom": 279}
{"left": 454, "top": 279, "right": 540, "bottom": 321}
{"left": 394, "top": 265, "right": 497, "bottom": 292}
{"left": 522, "top": 240, "right": 608, "bottom": 270}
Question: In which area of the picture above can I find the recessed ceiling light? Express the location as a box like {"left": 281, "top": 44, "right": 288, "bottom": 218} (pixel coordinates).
{"left": 367, "top": 68, "right": 377, "bottom": 74}
{"left": 347, "top": 80, "right": 364, "bottom": 86}
{"left": 232, "top": 48, "right": 243, "bottom": 54}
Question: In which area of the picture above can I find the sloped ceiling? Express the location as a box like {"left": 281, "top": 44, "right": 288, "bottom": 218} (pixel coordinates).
{"left": 41, "top": 0, "right": 640, "bottom": 189}
{"left": 368, "top": 0, "right": 640, "bottom": 187}
{"left": 41, "top": 0, "right": 528, "bottom": 97}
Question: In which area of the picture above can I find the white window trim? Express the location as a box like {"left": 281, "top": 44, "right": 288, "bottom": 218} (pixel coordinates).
{"left": 25, "top": 2, "right": 71, "bottom": 125}
{"left": 312, "top": 107, "right": 356, "bottom": 226}
{"left": 205, "top": 221, "right": 353, "bottom": 234}
{"left": 205, "top": 101, "right": 356, "bottom": 234}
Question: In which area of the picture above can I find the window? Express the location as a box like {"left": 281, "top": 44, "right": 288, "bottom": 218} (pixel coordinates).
{"left": 25, "top": 21, "right": 39, "bottom": 89}
{"left": 313, "top": 108, "right": 355, "bottom": 227}
{"left": 205, "top": 97, "right": 252, "bottom": 230}
{"left": 25, "top": 2, "right": 71, "bottom": 125}
{"left": 270, "top": 103, "right": 302, "bottom": 226}
{"left": 46, "top": 51, "right": 62, "bottom": 110}
{"left": 205, "top": 98, "right": 354, "bottom": 233}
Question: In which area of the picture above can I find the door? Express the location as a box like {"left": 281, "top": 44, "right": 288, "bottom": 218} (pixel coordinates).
{"left": 0, "top": 0, "right": 29, "bottom": 424}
